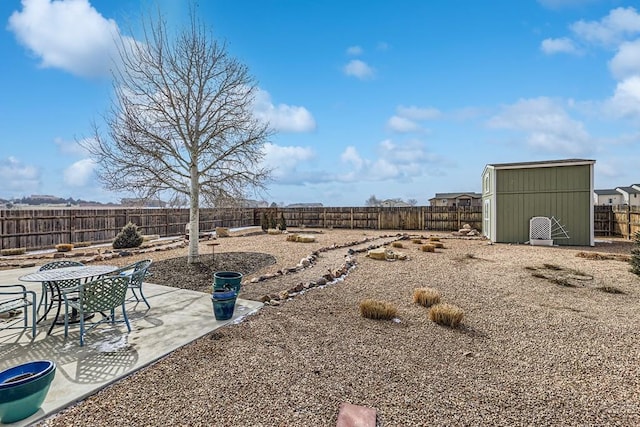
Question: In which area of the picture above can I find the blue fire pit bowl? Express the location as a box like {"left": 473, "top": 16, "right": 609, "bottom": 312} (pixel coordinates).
{"left": 0, "top": 360, "right": 56, "bottom": 424}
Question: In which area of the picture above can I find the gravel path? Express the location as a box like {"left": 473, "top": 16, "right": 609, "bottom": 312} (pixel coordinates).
{"left": 37, "top": 230, "right": 640, "bottom": 426}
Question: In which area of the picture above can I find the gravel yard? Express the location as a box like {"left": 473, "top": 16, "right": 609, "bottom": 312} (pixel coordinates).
{"left": 37, "top": 229, "right": 640, "bottom": 426}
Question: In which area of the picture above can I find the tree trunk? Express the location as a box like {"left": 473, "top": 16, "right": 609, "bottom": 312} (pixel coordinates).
{"left": 188, "top": 165, "right": 200, "bottom": 264}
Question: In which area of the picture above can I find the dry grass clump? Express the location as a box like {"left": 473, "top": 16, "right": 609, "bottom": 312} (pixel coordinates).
{"left": 597, "top": 285, "right": 625, "bottom": 294}
{"left": 421, "top": 244, "right": 435, "bottom": 253}
{"left": 74, "top": 241, "right": 92, "bottom": 248}
{"left": 359, "top": 299, "right": 398, "bottom": 320}
{"left": 0, "top": 248, "right": 26, "bottom": 256}
{"left": 413, "top": 287, "right": 441, "bottom": 307}
{"left": 55, "top": 243, "right": 74, "bottom": 252}
{"left": 411, "top": 238, "right": 423, "bottom": 244}
{"left": 576, "top": 252, "right": 631, "bottom": 262}
{"left": 431, "top": 242, "right": 445, "bottom": 249}
{"left": 428, "top": 236, "right": 440, "bottom": 242}
{"left": 428, "top": 303, "right": 464, "bottom": 327}
{"left": 391, "top": 241, "right": 404, "bottom": 248}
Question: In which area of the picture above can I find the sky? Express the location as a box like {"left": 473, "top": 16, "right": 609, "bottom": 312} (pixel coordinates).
{"left": 1, "top": 0, "right": 640, "bottom": 207}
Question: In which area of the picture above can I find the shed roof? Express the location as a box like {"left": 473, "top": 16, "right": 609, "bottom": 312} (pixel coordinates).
{"left": 484, "top": 158, "right": 595, "bottom": 171}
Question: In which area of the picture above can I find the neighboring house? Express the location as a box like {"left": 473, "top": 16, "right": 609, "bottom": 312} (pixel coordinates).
{"left": 380, "top": 199, "right": 412, "bottom": 207}
{"left": 482, "top": 159, "right": 595, "bottom": 246}
{"left": 593, "top": 189, "right": 625, "bottom": 205}
{"left": 615, "top": 186, "right": 640, "bottom": 206}
{"left": 428, "top": 192, "right": 482, "bottom": 208}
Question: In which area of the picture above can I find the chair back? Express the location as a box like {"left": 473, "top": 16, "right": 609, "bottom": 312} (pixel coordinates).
{"left": 39, "top": 260, "right": 85, "bottom": 290}
{"left": 79, "top": 276, "right": 129, "bottom": 313}
{"left": 39, "top": 260, "right": 84, "bottom": 271}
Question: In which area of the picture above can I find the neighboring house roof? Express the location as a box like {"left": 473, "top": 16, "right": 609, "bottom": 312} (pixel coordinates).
{"left": 594, "top": 189, "right": 621, "bottom": 195}
{"left": 616, "top": 186, "right": 640, "bottom": 194}
{"left": 429, "top": 192, "right": 482, "bottom": 201}
{"left": 484, "top": 158, "right": 595, "bottom": 171}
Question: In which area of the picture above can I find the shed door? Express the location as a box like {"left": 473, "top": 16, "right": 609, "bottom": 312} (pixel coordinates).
{"left": 483, "top": 199, "right": 491, "bottom": 238}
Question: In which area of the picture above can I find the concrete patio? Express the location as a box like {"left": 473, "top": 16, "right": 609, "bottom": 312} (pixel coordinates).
{"left": 0, "top": 266, "right": 262, "bottom": 426}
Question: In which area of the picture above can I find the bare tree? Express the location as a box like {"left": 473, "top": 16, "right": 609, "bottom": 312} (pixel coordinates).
{"left": 85, "top": 10, "right": 272, "bottom": 263}
{"left": 407, "top": 198, "right": 418, "bottom": 206}
{"left": 365, "top": 195, "right": 381, "bottom": 207}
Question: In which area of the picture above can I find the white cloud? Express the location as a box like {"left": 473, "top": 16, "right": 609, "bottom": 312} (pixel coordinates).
{"left": 387, "top": 116, "right": 421, "bottom": 133}
{"left": 340, "top": 146, "right": 364, "bottom": 170}
{"left": 570, "top": 7, "right": 640, "bottom": 46}
{"left": 261, "top": 143, "right": 316, "bottom": 183}
{"left": 396, "top": 105, "right": 441, "bottom": 121}
{"left": 609, "top": 39, "right": 640, "bottom": 80}
{"left": 346, "top": 45, "right": 363, "bottom": 56}
{"left": 63, "top": 158, "right": 96, "bottom": 187}
{"left": 540, "top": 37, "right": 581, "bottom": 55}
{"left": 538, "top": 0, "right": 601, "bottom": 10}
{"left": 377, "top": 42, "right": 390, "bottom": 51}
{"left": 337, "top": 139, "right": 438, "bottom": 183}
{"left": 54, "top": 137, "right": 91, "bottom": 157}
{"left": 487, "top": 97, "right": 591, "bottom": 155}
{"left": 386, "top": 105, "right": 441, "bottom": 133}
{"left": 0, "top": 157, "right": 40, "bottom": 193}
{"left": 7, "top": 0, "right": 133, "bottom": 78}
{"left": 605, "top": 75, "right": 640, "bottom": 120}
{"left": 343, "top": 59, "right": 375, "bottom": 80}
{"left": 253, "top": 89, "right": 316, "bottom": 133}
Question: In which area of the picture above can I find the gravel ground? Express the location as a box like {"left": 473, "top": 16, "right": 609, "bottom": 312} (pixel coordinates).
{"left": 37, "top": 230, "right": 640, "bottom": 426}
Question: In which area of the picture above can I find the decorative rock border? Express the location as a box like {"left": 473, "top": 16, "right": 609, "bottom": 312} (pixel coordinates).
{"left": 0, "top": 239, "right": 187, "bottom": 269}
{"left": 255, "top": 234, "right": 406, "bottom": 306}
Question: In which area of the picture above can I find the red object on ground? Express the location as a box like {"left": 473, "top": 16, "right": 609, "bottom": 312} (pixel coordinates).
{"left": 336, "top": 402, "right": 376, "bottom": 427}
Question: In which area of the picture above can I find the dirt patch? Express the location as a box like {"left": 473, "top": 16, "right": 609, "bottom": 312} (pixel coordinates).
{"left": 147, "top": 252, "right": 276, "bottom": 293}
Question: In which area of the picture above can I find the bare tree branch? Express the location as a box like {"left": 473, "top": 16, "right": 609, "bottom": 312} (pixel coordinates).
{"left": 82, "top": 8, "right": 273, "bottom": 263}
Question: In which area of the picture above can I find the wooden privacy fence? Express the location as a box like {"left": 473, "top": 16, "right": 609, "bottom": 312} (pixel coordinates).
{"left": 2, "top": 205, "right": 634, "bottom": 251}
{"left": 1, "top": 206, "right": 482, "bottom": 251}
{"left": 594, "top": 205, "right": 640, "bottom": 239}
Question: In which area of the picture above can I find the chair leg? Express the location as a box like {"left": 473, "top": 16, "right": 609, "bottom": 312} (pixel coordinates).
{"left": 131, "top": 287, "right": 151, "bottom": 309}
{"left": 37, "top": 283, "right": 48, "bottom": 317}
{"left": 64, "top": 302, "right": 69, "bottom": 338}
{"left": 79, "top": 309, "right": 85, "bottom": 347}
{"left": 122, "top": 303, "right": 131, "bottom": 332}
{"left": 30, "top": 298, "right": 36, "bottom": 337}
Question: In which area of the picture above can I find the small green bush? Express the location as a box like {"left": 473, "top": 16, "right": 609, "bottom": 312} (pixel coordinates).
{"left": 260, "top": 212, "right": 268, "bottom": 232}
{"left": 278, "top": 212, "right": 287, "bottom": 231}
{"left": 630, "top": 231, "right": 640, "bottom": 277}
{"left": 113, "top": 222, "right": 144, "bottom": 249}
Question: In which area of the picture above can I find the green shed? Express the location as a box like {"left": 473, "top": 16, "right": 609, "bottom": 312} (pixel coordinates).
{"left": 482, "top": 159, "right": 595, "bottom": 246}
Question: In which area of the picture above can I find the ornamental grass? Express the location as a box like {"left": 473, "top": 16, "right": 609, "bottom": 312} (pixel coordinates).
{"left": 359, "top": 299, "right": 398, "bottom": 320}
{"left": 413, "top": 287, "right": 441, "bottom": 307}
{"left": 428, "top": 303, "right": 464, "bottom": 328}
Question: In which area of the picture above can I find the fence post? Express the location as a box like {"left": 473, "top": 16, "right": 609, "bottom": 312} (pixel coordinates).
{"left": 628, "top": 205, "right": 632, "bottom": 240}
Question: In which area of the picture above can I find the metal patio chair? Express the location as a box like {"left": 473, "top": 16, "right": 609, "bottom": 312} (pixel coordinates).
{"left": 61, "top": 275, "right": 131, "bottom": 346}
{"left": 0, "top": 284, "right": 37, "bottom": 336}
{"left": 37, "top": 260, "right": 84, "bottom": 319}
{"left": 111, "top": 259, "right": 153, "bottom": 309}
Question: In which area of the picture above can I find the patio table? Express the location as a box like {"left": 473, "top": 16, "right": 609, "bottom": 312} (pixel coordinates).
{"left": 19, "top": 265, "right": 119, "bottom": 335}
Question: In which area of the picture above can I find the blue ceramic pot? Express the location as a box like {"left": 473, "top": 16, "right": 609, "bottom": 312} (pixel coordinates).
{"left": 0, "top": 360, "right": 56, "bottom": 424}
{"left": 211, "top": 289, "right": 237, "bottom": 321}
{"left": 213, "top": 271, "right": 243, "bottom": 294}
